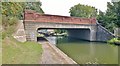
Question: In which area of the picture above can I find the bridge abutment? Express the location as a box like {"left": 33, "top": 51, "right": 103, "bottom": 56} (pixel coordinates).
{"left": 25, "top": 22, "right": 37, "bottom": 41}
{"left": 26, "top": 30, "right": 37, "bottom": 41}
{"left": 89, "top": 25, "right": 97, "bottom": 41}
{"left": 90, "top": 29, "right": 97, "bottom": 41}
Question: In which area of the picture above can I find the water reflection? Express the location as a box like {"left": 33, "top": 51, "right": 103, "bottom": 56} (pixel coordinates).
{"left": 57, "top": 38, "right": 118, "bottom": 64}
{"left": 46, "top": 36, "right": 118, "bottom": 64}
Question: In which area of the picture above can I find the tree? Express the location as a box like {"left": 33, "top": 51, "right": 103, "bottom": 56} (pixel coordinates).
{"left": 2, "top": 2, "right": 44, "bottom": 19}
{"left": 69, "top": 3, "right": 97, "bottom": 18}
{"left": 2, "top": 2, "right": 24, "bottom": 19}
{"left": 25, "top": 2, "right": 44, "bottom": 13}
{"left": 97, "top": 2, "right": 120, "bottom": 32}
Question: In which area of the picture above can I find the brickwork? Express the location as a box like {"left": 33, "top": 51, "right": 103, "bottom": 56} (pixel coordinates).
{"left": 24, "top": 10, "right": 96, "bottom": 25}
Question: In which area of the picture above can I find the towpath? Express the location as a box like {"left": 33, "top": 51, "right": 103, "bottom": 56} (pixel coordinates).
{"left": 39, "top": 41, "right": 77, "bottom": 64}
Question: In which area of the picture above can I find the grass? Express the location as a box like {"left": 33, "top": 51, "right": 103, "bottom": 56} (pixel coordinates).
{"left": 2, "top": 16, "right": 43, "bottom": 64}
{"left": 2, "top": 36, "right": 43, "bottom": 64}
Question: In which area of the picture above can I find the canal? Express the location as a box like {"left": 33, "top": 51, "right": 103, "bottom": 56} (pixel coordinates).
{"left": 54, "top": 36, "right": 118, "bottom": 64}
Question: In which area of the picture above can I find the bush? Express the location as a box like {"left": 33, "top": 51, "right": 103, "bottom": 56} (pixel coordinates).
{"left": 2, "top": 25, "right": 16, "bottom": 39}
{"left": 2, "top": 15, "right": 9, "bottom": 29}
{"left": 108, "top": 38, "right": 120, "bottom": 44}
{"left": 2, "top": 16, "right": 18, "bottom": 39}
{"left": 9, "top": 17, "right": 18, "bottom": 26}
{"left": 2, "top": 16, "right": 18, "bottom": 28}
{"left": 2, "top": 31, "right": 6, "bottom": 39}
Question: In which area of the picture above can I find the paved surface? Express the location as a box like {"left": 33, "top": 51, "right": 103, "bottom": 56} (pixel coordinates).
{"left": 39, "top": 41, "right": 77, "bottom": 64}
{"left": 40, "top": 42, "right": 66, "bottom": 64}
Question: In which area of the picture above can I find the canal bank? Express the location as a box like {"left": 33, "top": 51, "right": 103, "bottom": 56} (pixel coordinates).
{"left": 39, "top": 41, "right": 77, "bottom": 64}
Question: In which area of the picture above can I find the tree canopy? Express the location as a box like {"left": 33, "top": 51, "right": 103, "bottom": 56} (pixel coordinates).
{"left": 2, "top": 2, "right": 44, "bottom": 19}
{"left": 1, "top": 2, "right": 44, "bottom": 34}
{"left": 69, "top": 2, "right": 120, "bottom": 32}
{"left": 2, "top": 2, "right": 24, "bottom": 19}
{"left": 97, "top": 2, "right": 120, "bottom": 32}
{"left": 69, "top": 3, "right": 97, "bottom": 18}
{"left": 25, "top": 2, "right": 44, "bottom": 13}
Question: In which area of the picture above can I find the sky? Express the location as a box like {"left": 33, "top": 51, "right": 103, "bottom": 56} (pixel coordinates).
{"left": 40, "top": 0, "right": 111, "bottom": 16}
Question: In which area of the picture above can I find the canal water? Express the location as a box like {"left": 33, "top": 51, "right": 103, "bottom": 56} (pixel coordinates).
{"left": 44, "top": 36, "right": 118, "bottom": 64}
{"left": 47, "top": 36, "right": 118, "bottom": 64}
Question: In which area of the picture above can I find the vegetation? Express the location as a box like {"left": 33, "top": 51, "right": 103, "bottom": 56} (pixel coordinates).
{"left": 55, "top": 29, "right": 67, "bottom": 34}
{"left": 25, "top": 2, "right": 44, "bottom": 13}
{"left": 2, "top": 2, "right": 24, "bottom": 19}
{"left": 108, "top": 38, "right": 120, "bottom": 44}
{"left": 2, "top": 15, "right": 18, "bottom": 39}
{"left": 2, "top": 16, "right": 43, "bottom": 64}
{"left": 2, "top": 2, "right": 44, "bottom": 38}
{"left": 2, "top": 2, "right": 44, "bottom": 19}
{"left": 97, "top": 2, "right": 120, "bottom": 32}
{"left": 2, "top": 2, "right": 44, "bottom": 64}
{"left": 2, "top": 36, "right": 42, "bottom": 64}
{"left": 69, "top": 3, "right": 97, "bottom": 18}
{"left": 69, "top": 2, "right": 120, "bottom": 32}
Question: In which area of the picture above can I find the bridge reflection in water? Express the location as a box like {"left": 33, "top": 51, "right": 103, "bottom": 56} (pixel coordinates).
{"left": 38, "top": 36, "right": 118, "bottom": 64}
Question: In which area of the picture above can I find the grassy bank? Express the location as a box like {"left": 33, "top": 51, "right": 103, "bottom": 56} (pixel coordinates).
{"left": 2, "top": 16, "right": 43, "bottom": 64}
{"left": 2, "top": 37, "right": 42, "bottom": 64}
{"left": 2, "top": 36, "right": 42, "bottom": 64}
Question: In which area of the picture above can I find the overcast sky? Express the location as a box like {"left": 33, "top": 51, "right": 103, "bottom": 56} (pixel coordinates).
{"left": 40, "top": 0, "right": 111, "bottom": 16}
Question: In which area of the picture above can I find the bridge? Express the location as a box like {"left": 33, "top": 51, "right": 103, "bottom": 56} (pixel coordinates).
{"left": 24, "top": 10, "right": 114, "bottom": 42}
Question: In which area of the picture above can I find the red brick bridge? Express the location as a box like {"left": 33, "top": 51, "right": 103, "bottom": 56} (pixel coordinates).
{"left": 24, "top": 10, "right": 114, "bottom": 42}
